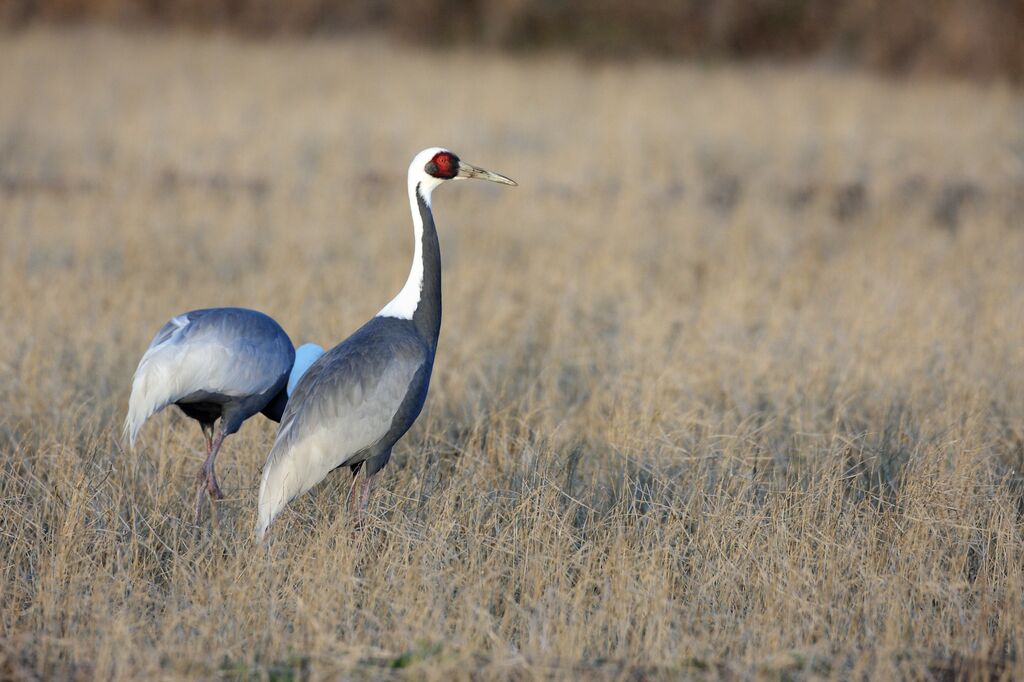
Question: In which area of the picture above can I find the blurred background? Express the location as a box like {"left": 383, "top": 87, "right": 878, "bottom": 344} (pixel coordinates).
{"left": 4, "top": 0, "right": 1024, "bottom": 82}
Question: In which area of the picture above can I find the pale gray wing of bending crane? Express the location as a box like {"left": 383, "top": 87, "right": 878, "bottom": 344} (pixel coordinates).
{"left": 124, "top": 306, "right": 299, "bottom": 521}
{"left": 125, "top": 307, "right": 295, "bottom": 444}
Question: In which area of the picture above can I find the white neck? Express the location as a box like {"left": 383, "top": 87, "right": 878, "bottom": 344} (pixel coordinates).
{"left": 377, "top": 154, "right": 444, "bottom": 320}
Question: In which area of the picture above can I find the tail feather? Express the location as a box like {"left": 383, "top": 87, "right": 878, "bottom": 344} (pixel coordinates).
{"left": 255, "top": 448, "right": 287, "bottom": 542}
{"left": 123, "top": 347, "right": 179, "bottom": 448}
{"left": 123, "top": 313, "right": 208, "bottom": 448}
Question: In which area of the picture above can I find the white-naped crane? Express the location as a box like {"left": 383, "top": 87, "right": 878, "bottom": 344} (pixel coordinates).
{"left": 256, "top": 148, "right": 516, "bottom": 540}
{"left": 125, "top": 307, "right": 322, "bottom": 520}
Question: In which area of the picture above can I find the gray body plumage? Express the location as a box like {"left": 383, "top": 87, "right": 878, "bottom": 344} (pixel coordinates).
{"left": 260, "top": 317, "right": 432, "bottom": 511}
{"left": 274, "top": 317, "right": 432, "bottom": 472}
{"left": 125, "top": 307, "right": 295, "bottom": 445}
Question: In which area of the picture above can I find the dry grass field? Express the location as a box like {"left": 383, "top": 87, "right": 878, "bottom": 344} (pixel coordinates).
{"left": 1, "top": 28, "right": 1023, "bottom": 680}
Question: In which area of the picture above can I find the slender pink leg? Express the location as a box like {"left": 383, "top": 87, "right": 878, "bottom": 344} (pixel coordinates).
{"left": 194, "top": 431, "right": 225, "bottom": 522}
{"left": 206, "top": 432, "right": 225, "bottom": 500}
{"left": 354, "top": 471, "right": 378, "bottom": 530}
{"left": 345, "top": 470, "right": 361, "bottom": 518}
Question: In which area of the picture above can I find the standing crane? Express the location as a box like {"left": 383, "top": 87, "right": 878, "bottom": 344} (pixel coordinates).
{"left": 125, "top": 308, "right": 321, "bottom": 520}
{"left": 256, "top": 148, "right": 516, "bottom": 540}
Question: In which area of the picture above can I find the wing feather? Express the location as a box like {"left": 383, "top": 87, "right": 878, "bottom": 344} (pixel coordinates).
{"left": 256, "top": 328, "right": 426, "bottom": 539}
{"left": 124, "top": 309, "right": 293, "bottom": 446}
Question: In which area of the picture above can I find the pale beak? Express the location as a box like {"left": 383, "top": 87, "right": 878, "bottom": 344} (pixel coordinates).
{"left": 456, "top": 162, "right": 517, "bottom": 186}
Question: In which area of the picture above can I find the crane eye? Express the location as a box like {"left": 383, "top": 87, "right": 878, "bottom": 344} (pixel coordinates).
{"left": 426, "top": 151, "right": 459, "bottom": 179}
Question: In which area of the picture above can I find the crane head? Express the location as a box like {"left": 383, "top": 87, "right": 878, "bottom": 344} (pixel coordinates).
{"left": 411, "top": 148, "right": 517, "bottom": 194}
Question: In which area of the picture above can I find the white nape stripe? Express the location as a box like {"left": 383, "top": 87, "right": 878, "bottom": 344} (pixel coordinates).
{"left": 376, "top": 148, "right": 447, "bottom": 320}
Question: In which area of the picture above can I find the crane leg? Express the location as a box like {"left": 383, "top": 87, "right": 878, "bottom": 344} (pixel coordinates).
{"left": 194, "top": 429, "right": 226, "bottom": 522}
{"left": 354, "top": 470, "right": 378, "bottom": 530}
{"left": 346, "top": 462, "right": 364, "bottom": 518}
{"left": 200, "top": 421, "right": 215, "bottom": 453}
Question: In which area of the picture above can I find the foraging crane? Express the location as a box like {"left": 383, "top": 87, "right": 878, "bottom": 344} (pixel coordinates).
{"left": 255, "top": 148, "right": 516, "bottom": 540}
{"left": 125, "top": 308, "right": 322, "bottom": 520}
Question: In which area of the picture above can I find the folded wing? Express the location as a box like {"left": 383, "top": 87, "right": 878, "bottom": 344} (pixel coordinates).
{"left": 256, "top": 329, "right": 427, "bottom": 539}
{"left": 124, "top": 309, "right": 293, "bottom": 446}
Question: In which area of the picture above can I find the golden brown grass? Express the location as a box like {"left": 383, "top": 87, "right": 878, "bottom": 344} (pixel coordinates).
{"left": 1, "top": 28, "right": 1023, "bottom": 680}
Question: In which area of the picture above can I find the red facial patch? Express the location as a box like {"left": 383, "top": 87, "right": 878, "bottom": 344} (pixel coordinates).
{"left": 426, "top": 151, "right": 459, "bottom": 179}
